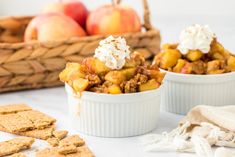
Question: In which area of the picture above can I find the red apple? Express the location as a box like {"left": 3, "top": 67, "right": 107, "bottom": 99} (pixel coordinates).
{"left": 24, "top": 13, "right": 86, "bottom": 42}
{"left": 86, "top": 4, "right": 141, "bottom": 35}
{"left": 43, "top": 0, "right": 89, "bottom": 29}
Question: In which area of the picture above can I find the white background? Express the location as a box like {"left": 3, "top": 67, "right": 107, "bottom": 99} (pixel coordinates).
{"left": 1, "top": 0, "right": 235, "bottom": 51}
{"left": 1, "top": 0, "right": 235, "bottom": 16}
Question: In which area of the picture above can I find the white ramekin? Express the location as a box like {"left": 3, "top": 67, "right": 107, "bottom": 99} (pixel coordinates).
{"left": 65, "top": 84, "right": 161, "bottom": 137}
{"left": 160, "top": 70, "right": 235, "bottom": 115}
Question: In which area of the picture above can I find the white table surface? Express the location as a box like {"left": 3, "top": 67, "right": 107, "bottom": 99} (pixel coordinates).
{"left": 0, "top": 87, "right": 200, "bottom": 157}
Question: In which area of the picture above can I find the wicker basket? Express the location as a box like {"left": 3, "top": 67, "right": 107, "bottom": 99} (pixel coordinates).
{"left": 0, "top": 0, "right": 160, "bottom": 93}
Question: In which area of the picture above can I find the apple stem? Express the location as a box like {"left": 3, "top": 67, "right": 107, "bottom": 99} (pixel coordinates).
{"left": 112, "top": 0, "right": 121, "bottom": 6}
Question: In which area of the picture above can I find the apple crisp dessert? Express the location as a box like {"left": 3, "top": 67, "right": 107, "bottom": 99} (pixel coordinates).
{"left": 153, "top": 25, "right": 235, "bottom": 75}
{"left": 60, "top": 36, "right": 165, "bottom": 94}
{"left": 60, "top": 51, "right": 165, "bottom": 94}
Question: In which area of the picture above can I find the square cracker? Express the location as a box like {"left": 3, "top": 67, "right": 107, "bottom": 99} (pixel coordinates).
{"left": 17, "top": 110, "right": 56, "bottom": 129}
{"left": 0, "top": 137, "right": 34, "bottom": 157}
{"left": 17, "top": 124, "right": 55, "bottom": 140}
{"left": 0, "top": 124, "right": 55, "bottom": 140}
{"left": 0, "top": 114, "right": 34, "bottom": 133}
{"left": 0, "top": 104, "right": 32, "bottom": 114}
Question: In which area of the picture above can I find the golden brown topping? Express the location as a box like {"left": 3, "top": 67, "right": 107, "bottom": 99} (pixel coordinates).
{"left": 191, "top": 60, "right": 207, "bottom": 74}
{"left": 122, "top": 79, "right": 138, "bottom": 93}
{"left": 60, "top": 51, "right": 164, "bottom": 94}
{"left": 85, "top": 74, "right": 101, "bottom": 87}
{"left": 207, "top": 60, "right": 225, "bottom": 74}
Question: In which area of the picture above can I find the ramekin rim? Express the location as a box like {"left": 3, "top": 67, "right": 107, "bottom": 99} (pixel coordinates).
{"left": 160, "top": 68, "right": 235, "bottom": 78}
{"left": 65, "top": 83, "right": 161, "bottom": 98}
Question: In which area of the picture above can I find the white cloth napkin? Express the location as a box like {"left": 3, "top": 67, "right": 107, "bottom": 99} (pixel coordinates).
{"left": 141, "top": 105, "right": 235, "bottom": 157}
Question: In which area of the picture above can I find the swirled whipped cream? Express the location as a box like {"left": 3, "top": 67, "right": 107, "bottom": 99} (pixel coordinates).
{"left": 177, "top": 24, "right": 216, "bottom": 55}
{"left": 94, "top": 36, "right": 130, "bottom": 69}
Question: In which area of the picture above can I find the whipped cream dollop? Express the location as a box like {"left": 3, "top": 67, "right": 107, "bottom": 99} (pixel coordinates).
{"left": 94, "top": 36, "right": 130, "bottom": 70}
{"left": 177, "top": 24, "right": 216, "bottom": 55}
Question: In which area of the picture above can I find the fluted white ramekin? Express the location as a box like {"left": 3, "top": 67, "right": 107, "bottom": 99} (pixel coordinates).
{"left": 160, "top": 70, "right": 235, "bottom": 115}
{"left": 65, "top": 84, "right": 161, "bottom": 137}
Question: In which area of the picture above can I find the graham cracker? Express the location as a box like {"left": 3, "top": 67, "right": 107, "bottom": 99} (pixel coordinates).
{"left": 47, "top": 134, "right": 84, "bottom": 148}
{"left": 17, "top": 110, "right": 56, "bottom": 129}
{"left": 60, "top": 135, "right": 85, "bottom": 147}
{"left": 0, "top": 114, "right": 34, "bottom": 133}
{"left": 0, "top": 104, "right": 56, "bottom": 139}
{"left": 47, "top": 130, "right": 68, "bottom": 147}
{"left": 36, "top": 146, "right": 94, "bottom": 157}
{"left": 58, "top": 144, "right": 77, "bottom": 155}
{"left": 0, "top": 123, "right": 55, "bottom": 140}
{"left": 0, "top": 137, "right": 34, "bottom": 157}
{"left": 0, "top": 104, "right": 32, "bottom": 114}
{"left": 17, "top": 125, "right": 55, "bottom": 140}
{"left": 0, "top": 104, "right": 94, "bottom": 156}
{"left": 9, "top": 153, "right": 27, "bottom": 157}
{"left": 38, "top": 135, "right": 92, "bottom": 156}
{"left": 53, "top": 130, "right": 68, "bottom": 140}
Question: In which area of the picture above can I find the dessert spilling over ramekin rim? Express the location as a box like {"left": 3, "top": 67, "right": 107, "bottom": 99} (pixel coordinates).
{"left": 160, "top": 69, "right": 235, "bottom": 83}
{"left": 65, "top": 83, "right": 161, "bottom": 137}
{"left": 65, "top": 83, "right": 162, "bottom": 102}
